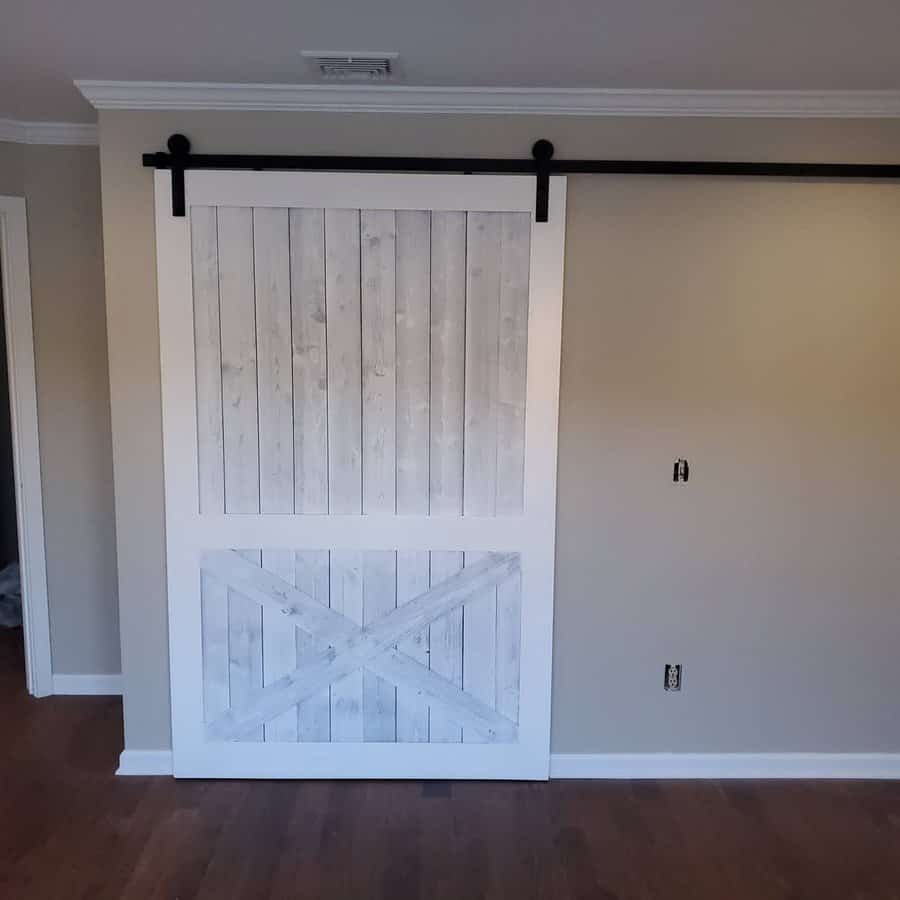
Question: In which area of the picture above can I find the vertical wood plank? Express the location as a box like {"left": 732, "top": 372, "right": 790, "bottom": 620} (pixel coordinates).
{"left": 200, "top": 571, "right": 229, "bottom": 726}
{"left": 262, "top": 549, "right": 298, "bottom": 741}
{"left": 295, "top": 550, "right": 331, "bottom": 741}
{"left": 329, "top": 551, "right": 364, "bottom": 741}
{"left": 228, "top": 549, "right": 264, "bottom": 741}
{"left": 394, "top": 211, "right": 431, "bottom": 741}
{"left": 361, "top": 209, "right": 397, "bottom": 514}
{"left": 396, "top": 210, "right": 430, "bottom": 515}
{"left": 253, "top": 208, "right": 294, "bottom": 513}
{"left": 324, "top": 209, "right": 364, "bottom": 740}
{"left": 496, "top": 213, "right": 531, "bottom": 515}
{"left": 428, "top": 551, "right": 464, "bottom": 743}
{"left": 218, "top": 210, "right": 264, "bottom": 742}
{"left": 396, "top": 551, "right": 430, "bottom": 742}
{"left": 190, "top": 206, "right": 224, "bottom": 514}
{"left": 460, "top": 214, "right": 502, "bottom": 743}
{"left": 429, "top": 211, "right": 466, "bottom": 516}
{"left": 463, "top": 212, "right": 502, "bottom": 516}
{"left": 496, "top": 565, "right": 522, "bottom": 727}
{"left": 218, "top": 206, "right": 259, "bottom": 514}
{"left": 362, "top": 550, "right": 397, "bottom": 741}
{"left": 462, "top": 550, "right": 497, "bottom": 744}
{"left": 290, "top": 209, "right": 329, "bottom": 513}
{"left": 428, "top": 211, "right": 467, "bottom": 744}
{"left": 325, "top": 209, "right": 363, "bottom": 514}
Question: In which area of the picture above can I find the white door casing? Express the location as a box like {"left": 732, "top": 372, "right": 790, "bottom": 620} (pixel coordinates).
{"left": 0, "top": 196, "right": 52, "bottom": 699}
{"left": 156, "top": 171, "right": 566, "bottom": 778}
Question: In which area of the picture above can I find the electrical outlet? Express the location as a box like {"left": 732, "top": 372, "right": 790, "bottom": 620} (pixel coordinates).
{"left": 673, "top": 458, "right": 690, "bottom": 484}
{"left": 664, "top": 664, "right": 682, "bottom": 692}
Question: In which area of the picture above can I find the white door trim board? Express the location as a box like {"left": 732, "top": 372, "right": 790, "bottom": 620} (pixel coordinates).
{"left": 52, "top": 673, "right": 123, "bottom": 695}
{"left": 117, "top": 749, "right": 175, "bottom": 776}
{"left": 0, "top": 196, "right": 52, "bottom": 698}
{"left": 550, "top": 753, "right": 900, "bottom": 780}
{"left": 115, "top": 751, "right": 900, "bottom": 778}
{"left": 76, "top": 81, "right": 900, "bottom": 118}
{"left": 0, "top": 118, "right": 98, "bottom": 146}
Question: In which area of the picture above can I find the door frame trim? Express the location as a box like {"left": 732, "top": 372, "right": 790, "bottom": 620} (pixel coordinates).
{"left": 0, "top": 196, "right": 52, "bottom": 697}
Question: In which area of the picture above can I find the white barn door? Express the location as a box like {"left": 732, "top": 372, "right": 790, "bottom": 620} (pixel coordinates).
{"left": 155, "top": 170, "right": 566, "bottom": 779}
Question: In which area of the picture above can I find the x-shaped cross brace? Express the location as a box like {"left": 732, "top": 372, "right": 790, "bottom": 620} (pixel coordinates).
{"left": 201, "top": 550, "right": 521, "bottom": 742}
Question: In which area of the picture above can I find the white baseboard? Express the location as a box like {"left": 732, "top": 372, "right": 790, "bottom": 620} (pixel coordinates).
{"left": 111, "top": 750, "right": 900, "bottom": 779}
{"left": 52, "top": 673, "right": 123, "bottom": 695}
{"left": 117, "top": 750, "right": 174, "bottom": 776}
{"left": 549, "top": 752, "right": 900, "bottom": 780}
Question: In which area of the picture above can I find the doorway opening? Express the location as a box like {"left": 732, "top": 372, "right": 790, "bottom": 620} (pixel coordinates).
{"left": 0, "top": 267, "right": 24, "bottom": 684}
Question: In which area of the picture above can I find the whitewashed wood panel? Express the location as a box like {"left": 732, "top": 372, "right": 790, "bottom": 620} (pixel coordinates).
{"left": 325, "top": 209, "right": 363, "bottom": 514}
{"left": 428, "top": 551, "right": 464, "bottom": 742}
{"left": 463, "top": 213, "right": 502, "bottom": 516}
{"left": 228, "top": 549, "right": 264, "bottom": 741}
{"left": 362, "top": 550, "right": 397, "bottom": 741}
{"left": 201, "top": 547, "right": 521, "bottom": 744}
{"left": 217, "top": 207, "right": 259, "bottom": 514}
{"left": 496, "top": 213, "right": 531, "bottom": 515}
{"left": 395, "top": 551, "right": 430, "bottom": 741}
{"left": 462, "top": 550, "right": 497, "bottom": 744}
{"left": 200, "top": 570, "right": 229, "bottom": 725}
{"left": 361, "top": 210, "right": 397, "bottom": 514}
{"left": 261, "top": 549, "right": 298, "bottom": 741}
{"left": 394, "top": 212, "right": 432, "bottom": 739}
{"left": 289, "top": 209, "right": 329, "bottom": 514}
{"left": 329, "top": 550, "right": 364, "bottom": 741}
{"left": 204, "top": 550, "right": 520, "bottom": 741}
{"left": 190, "top": 206, "right": 224, "bottom": 514}
{"left": 427, "top": 214, "right": 467, "bottom": 742}
{"left": 459, "top": 213, "right": 503, "bottom": 743}
{"left": 295, "top": 550, "right": 331, "bottom": 741}
{"left": 496, "top": 566, "right": 522, "bottom": 725}
{"left": 396, "top": 211, "right": 431, "bottom": 515}
{"left": 429, "top": 211, "right": 466, "bottom": 516}
{"left": 193, "top": 204, "right": 531, "bottom": 520}
{"left": 253, "top": 208, "right": 294, "bottom": 514}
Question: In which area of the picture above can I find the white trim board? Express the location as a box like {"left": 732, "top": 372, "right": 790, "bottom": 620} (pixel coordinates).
{"left": 52, "top": 673, "right": 123, "bottom": 696}
{"left": 550, "top": 753, "right": 900, "bottom": 780}
{"left": 117, "top": 750, "right": 174, "bottom": 776}
{"left": 0, "top": 118, "right": 98, "bottom": 146}
{"left": 116, "top": 751, "right": 900, "bottom": 778}
{"left": 0, "top": 197, "right": 53, "bottom": 698}
{"left": 75, "top": 81, "right": 900, "bottom": 118}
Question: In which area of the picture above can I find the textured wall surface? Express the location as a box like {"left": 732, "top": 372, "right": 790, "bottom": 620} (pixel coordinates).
{"left": 98, "top": 111, "right": 900, "bottom": 751}
{"left": 0, "top": 141, "right": 119, "bottom": 674}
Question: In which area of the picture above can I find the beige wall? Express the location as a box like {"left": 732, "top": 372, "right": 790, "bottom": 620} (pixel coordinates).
{"left": 0, "top": 142, "right": 24, "bottom": 195}
{"left": 98, "top": 110, "right": 900, "bottom": 752}
{"left": 1, "top": 141, "right": 119, "bottom": 675}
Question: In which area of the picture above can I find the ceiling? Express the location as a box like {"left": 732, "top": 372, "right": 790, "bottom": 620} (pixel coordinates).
{"left": 4, "top": 0, "right": 900, "bottom": 122}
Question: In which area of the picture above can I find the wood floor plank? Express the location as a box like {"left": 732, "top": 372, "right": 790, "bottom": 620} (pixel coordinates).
{"left": 2, "top": 625, "right": 900, "bottom": 900}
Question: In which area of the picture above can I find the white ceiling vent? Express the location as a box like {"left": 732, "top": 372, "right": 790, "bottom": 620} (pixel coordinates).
{"left": 302, "top": 51, "right": 399, "bottom": 81}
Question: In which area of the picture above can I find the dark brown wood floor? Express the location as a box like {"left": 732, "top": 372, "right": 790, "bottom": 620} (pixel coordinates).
{"left": 2, "top": 626, "right": 899, "bottom": 899}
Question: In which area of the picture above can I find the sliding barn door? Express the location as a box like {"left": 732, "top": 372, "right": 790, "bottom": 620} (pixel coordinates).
{"left": 155, "top": 171, "right": 566, "bottom": 778}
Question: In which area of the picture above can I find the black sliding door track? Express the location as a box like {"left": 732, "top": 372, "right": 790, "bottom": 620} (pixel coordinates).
{"left": 144, "top": 134, "right": 900, "bottom": 222}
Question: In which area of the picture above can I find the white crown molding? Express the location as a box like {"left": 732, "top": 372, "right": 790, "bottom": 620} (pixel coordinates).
{"left": 75, "top": 80, "right": 900, "bottom": 118}
{"left": 0, "top": 118, "right": 98, "bottom": 146}
{"left": 550, "top": 752, "right": 900, "bottom": 779}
